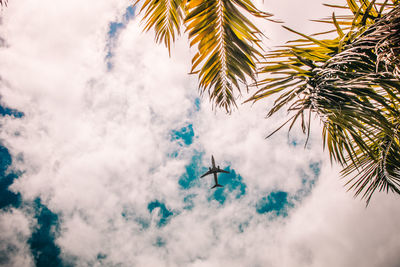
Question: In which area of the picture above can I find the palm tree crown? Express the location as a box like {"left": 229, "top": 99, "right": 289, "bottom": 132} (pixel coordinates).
{"left": 247, "top": 0, "right": 400, "bottom": 204}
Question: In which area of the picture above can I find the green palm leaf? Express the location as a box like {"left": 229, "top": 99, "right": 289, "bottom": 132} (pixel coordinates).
{"left": 185, "top": 0, "right": 271, "bottom": 111}
{"left": 247, "top": 0, "right": 400, "bottom": 203}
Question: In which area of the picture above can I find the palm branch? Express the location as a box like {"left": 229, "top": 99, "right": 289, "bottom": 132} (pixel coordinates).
{"left": 185, "top": 0, "right": 271, "bottom": 111}
{"left": 335, "top": 4, "right": 400, "bottom": 203}
{"left": 343, "top": 125, "right": 400, "bottom": 204}
{"left": 135, "top": 0, "right": 274, "bottom": 112}
{"left": 247, "top": 0, "right": 400, "bottom": 203}
{"left": 134, "top": 0, "right": 185, "bottom": 55}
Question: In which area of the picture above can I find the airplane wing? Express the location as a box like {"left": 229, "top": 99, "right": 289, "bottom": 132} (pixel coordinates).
{"left": 200, "top": 170, "right": 213, "bottom": 178}
{"left": 216, "top": 169, "right": 230, "bottom": 174}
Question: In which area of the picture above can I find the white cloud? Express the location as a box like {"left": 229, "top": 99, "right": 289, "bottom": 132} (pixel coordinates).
{"left": 0, "top": 208, "right": 33, "bottom": 267}
{"left": 0, "top": 0, "right": 399, "bottom": 267}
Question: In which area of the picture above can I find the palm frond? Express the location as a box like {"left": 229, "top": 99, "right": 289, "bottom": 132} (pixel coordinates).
{"left": 185, "top": 0, "right": 270, "bottom": 112}
{"left": 248, "top": 1, "right": 400, "bottom": 203}
{"left": 343, "top": 126, "right": 400, "bottom": 204}
{"left": 372, "top": 5, "right": 400, "bottom": 76}
{"left": 134, "top": 0, "right": 185, "bottom": 55}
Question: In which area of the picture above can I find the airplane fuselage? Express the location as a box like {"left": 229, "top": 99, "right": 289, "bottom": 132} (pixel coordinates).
{"left": 200, "top": 155, "right": 229, "bottom": 189}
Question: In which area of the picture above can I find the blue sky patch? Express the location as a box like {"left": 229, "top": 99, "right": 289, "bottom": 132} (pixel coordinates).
{"left": 121, "top": 207, "right": 150, "bottom": 230}
{"left": 0, "top": 122, "right": 65, "bottom": 266}
{"left": 168, "top": 151, "right": 179, "bottom": 158}
{"left": 121, "top": 209, "right": 150, "bottom": 230}
{"left": 106, "top": 6, "right": 136, "bottom": 70}
{"left": 29, "top": 198, "right": 65, "bottom": 267}
{"left": 187, "top": 97, "right": 201, "bottom": 116}
{"left": 0, "top": 105, "right": 24, "bottom": 118}
{"left": 255, "top": 162, "right": 321, "bottom": 217}
{"left": 256, "top": 191, "right": 291, "bottom": 217}
{"left": 95, "top": 252, "right": 108, "bottom": 266}
{"left": 147, "top": 200, "right": 173, "bottom": 227}
{"left": 194, "top": 98, "right": 201, "bottom": 112}
{"left": 123, "top": 6, "right": 136, "bottom": 21}
{"left": 154, "top": 236, "right": 166, "bottom": 247}
{"left": 208, "top": 167, "right": 246, "bottom": 205}
{"left": 296, "top": 161, "right": 321, "bottom": 199}
{"left": 97, "top": 253, "right": 107, "bottom": 260}
{"left": 183, "top": 194, "right": 196, "bottom": 210}
{"left": 0, "top": 145, "right": 21, "bottom": 209}
{"left": 238, "top": 221, "right": 250, "bottom": 233}
{"left": 108, "top": 22, "right": 124, "bottom": 39}
{"left": 171, "top": 124, "right": 195, "bottom": 146}
{"left": 178, "top": 151, "right": 205, "bottom": 189}
{"left": 0, "top": 105, "right": 24, "bottom": 209}
{"left": 135, "top": 217, "right": 150, "bottom": 230}
{"left": 288, "top": 138, "right": 299, "bottom": 147}
{"left": 107, "top": 6, "right": 136, "bottom": 38}
{"left": 309, "top": 162, "right": 321, "bottom": 178}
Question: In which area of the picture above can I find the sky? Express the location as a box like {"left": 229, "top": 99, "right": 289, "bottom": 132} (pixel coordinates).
{"left": 0, "top": 0, "right": 399, "bottom": 266}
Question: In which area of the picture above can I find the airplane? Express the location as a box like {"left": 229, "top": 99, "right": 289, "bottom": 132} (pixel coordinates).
{"left": 200, "top": 155, "right": 230, "bottom": 189}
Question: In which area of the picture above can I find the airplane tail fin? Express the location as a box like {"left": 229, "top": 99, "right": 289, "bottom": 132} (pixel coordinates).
{"left": 211, "top": 184, "right": 223, "bottom": 189}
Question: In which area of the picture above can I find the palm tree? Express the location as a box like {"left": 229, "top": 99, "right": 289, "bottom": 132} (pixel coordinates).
{"left": 246, "top": 0, "right": 400, "bottom": 204}
{"left": 133, "top": 0, "right": 276, "bottom": 112}
{"left": 135, "top": 0, "right": 400, "bottom": 203}
{"left": 2, "top": 0, "right": 395, "bottom": 203}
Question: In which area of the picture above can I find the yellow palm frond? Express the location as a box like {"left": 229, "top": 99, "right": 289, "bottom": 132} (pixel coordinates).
{"left": 134, "top": 0, "right": 185, "bottom": 55}
{"left": 185, "top": 0, "right": 271, "bottom": 112}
